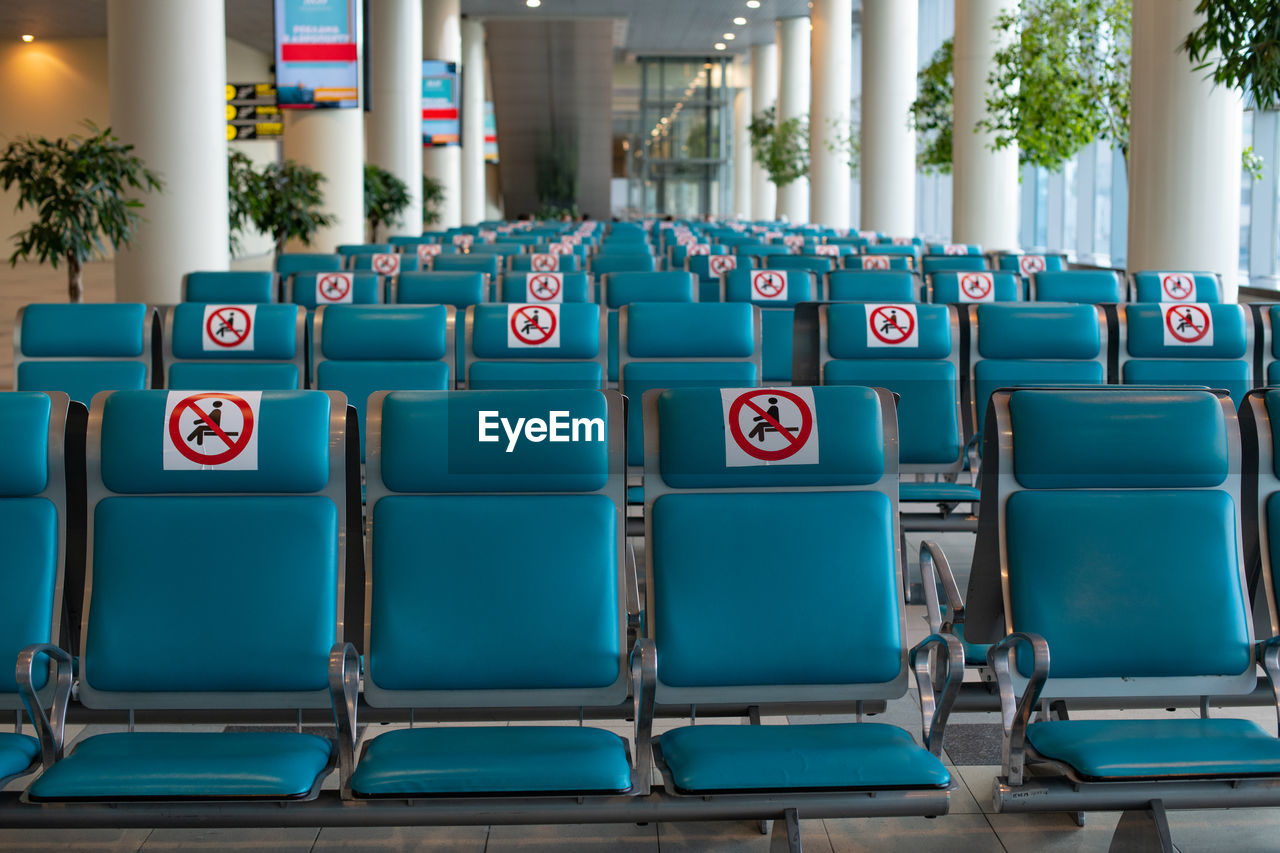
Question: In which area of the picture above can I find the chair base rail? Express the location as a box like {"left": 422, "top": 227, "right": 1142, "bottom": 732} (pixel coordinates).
{"left": 994, "top": 775, "right": 1280, "bottom": 814}
{"left": 953, "top": 682, "right": 1280, "bottom": 713}
{"left": 0, "top": 787, "right": 948, "bottom": 830}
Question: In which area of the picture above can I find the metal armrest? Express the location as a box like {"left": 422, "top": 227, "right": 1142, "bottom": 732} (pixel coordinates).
{"left": 328, "top": 642, "right": 360, "bottom": 797}
{"left": 630, "top": 637, "right": 656, "bottom": 795}
{"left": 919, "top": 540, "right": 964, "bottom": 635}
{"left": 965, "top": 433, "right": 982, "bottom": 489}
{"left": 989, "top": 632, "right": 1050, "bottom": 786}
{"left": 15, "top": 643, "right": 73, "bottom": 769}
{"left": 625, "top": 541, "right": 642, "bottom": 629}
{"left": 909, "top": 633, "right": 965, "bottom": 757}
{"left": 1259, "top": 635, "right": 1280, "bottom": 736}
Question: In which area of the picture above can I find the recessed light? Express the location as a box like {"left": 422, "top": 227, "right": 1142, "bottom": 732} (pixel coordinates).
{"left": 723, "top": 33, "right": 735, "bottom": 40}
{"left": 21, "top": 34, "right": 34, "bottom": 42}
{"left": 526, "top": 0, "right": 540, "bottom": 7}
{"left": 733, "top": 17, "right": 747, "bottom": 25}
{"left": 746, "top": 0, "right": 760, "bottom": 8}
{"left": 714, "top": 42, "right": 726, "bottom": 50}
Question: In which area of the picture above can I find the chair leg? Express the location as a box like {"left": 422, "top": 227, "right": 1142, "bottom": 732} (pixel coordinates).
{"left": 769, "top": 808, "right": 802, "bottom": 853}
{"left": 759, "top": 819, "right": 771, "bottom": 835}
{"left": 1107, "top": 800, "right": 1175, "bottom": 853}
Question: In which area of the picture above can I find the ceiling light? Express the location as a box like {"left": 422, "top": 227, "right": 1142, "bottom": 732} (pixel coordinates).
{"left": 714, "top": 42, "right": 726, "bottom": 50}
{"left": 746, "top": 0, "right": 760, "bottom": 7}
{"left": 21, "top": 34, "right": 33, "bottom": 42}
{"left": 526, "top": 0, "right": 541, "bottom": 6}
{"left": 723, "top": 33, "right": 735, "bottom": 40}
{"left": 733, "top": 17, "right": 747, "bottom": 25}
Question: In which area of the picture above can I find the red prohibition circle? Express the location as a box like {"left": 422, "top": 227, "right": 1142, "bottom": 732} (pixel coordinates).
{"left": 863, "top": 256, "right": 889, "bottom": 270}
{"left": 728, "top": 389, "right": 814, "bottom": 462}
{"left": 528, "top": 274, "right": 562, "bottom": 301}
{"left": 752, "top": 271, "right": 786, "bottom": 299}
{"left": 869, "top": 305, "right": 917, "bottom": 344}
{"left": 204, "top": 307, "right": 251, "bottom": 348}
{"left": 1165, "top": 304, "right": 1210, "bottom": 342}
{"left": 372, "top": 254, "right": 399, "bottom": 274}
{"left": 960, "top": 273, "right": 993, "bottom": 299}
{"left": 1162, "top": 274, "right": 1194, "bottom": 300}
{"left": 1019, "top": 255, "right": 1046, "bottom": 275}
{"left": 317, "top": 273, "right": 351, "bottom": 302}
{"left": 709, "top": 256, "right": 735, "bottom": 275}
{"left": 532, "top": 254, "right": 558, "bottom": 271}
{"left": 167, "top": 393, "right": 254, "bottom": 465}
{"left": 510, "top": 305, "right": 557, "bottom": 344}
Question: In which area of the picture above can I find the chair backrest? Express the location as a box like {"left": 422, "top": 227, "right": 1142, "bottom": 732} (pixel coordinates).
{"left": 429, "top": 253, "right": 501, "bottom": 281}
{"left": 589, "top": 253, "right": 657, "bottom": 280}
{"left": 601, "top": 271, "right": 697, "bottom": 309}
{"left": 392, "top": 271, "right": 487, "bottom": 309}
{"left": 465, "top": 242, "right": 515, "bottom": 257}
{"left": 1253, "top": 304, "right": 1280, "bottom": 386}
{"left": 618, "top": 303, "right": 761, "bottom": 468}
{"left": 920, "top": 255, "right": 987, "bottom": 277}
{"left": 15, "top": 304, "right": 157, "bottom": 405}
{"left": 926, "top": 243, "right": 982, "bottom": 256}
{"left": 498, "top": 271, "right": 592, "bottom": 304}
{"left": 643, "top": 385, "right": 907, "bottom": 705}
{"left": 351, "top": 252, "right": 422, "bottom": 275}
{"left": 688, "top": 254, "right": 752, "bottom": 302}
{"left": 276, "top": 253, "right": 342, "bottom": 277}
{"left": 1117, "top": 303, "right": 1252, "bottom": 404}
{"left": 1030, "top": 269, "right": 1125, "bottom": 303}
{"left": 312, "top": 305, "right": 455, "bottom": 456}
{"left": 80, "top": 389, "right": 348, "bottom": 709}
{"left": 508, "top": 253, "right": 582, "bottom": 273}
{"left": 287, "top": 271, "right": 383, "bottom": 310}
{"left": 1130, "top": 271, "right": 1221, "bottom": 304}
{"left": 721, "top": 268, "right": 819, "bottom": 306}
{"left": 182, "top": 271, "right": 279, "bottom": 304}
{"left": 844, "top": 254, "right": 911, "bottom": 271}
{"left": 764, "top": 254, "right": 836, "bottom": 275}
{"left": 0, "top": 391, "right": 69, "bottom": 708}
{"left": 1242, "top": 389, "right": 1280, "bottom": 635}
{"left": 968, "top": 303, "right": 1109, "bottom": 436}
{"left": 362, "top": 389, "right": 628, "bottom": 708}
{"left": 337, "top": 242, "right": 393, "bottom": 258}
{"left": 826, "top": 270, "right": 918, "bottom": 303}
{"left": 464, "top": 303, "right": 604, "bottom": 391}
{"left": 929, "top": 271, "right": 1021, "bottom": 304}
{"left": 164, "top": 303, "right": 307, "bottom": 390}
{"left": 819, "top": 303, "right": 964, "bottom": 471}
{"left": 994, "top": 252, "right": 1067, "bottom": 278}
{"left": 985, "top": 387, "right": 1253, "bottom": 698}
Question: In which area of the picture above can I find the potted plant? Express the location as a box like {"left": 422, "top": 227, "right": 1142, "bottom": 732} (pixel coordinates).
{"left": 228, "top": 150, "right": 257, "bottom": 254}
{"left": 0, "top": 123, "right": 162, "bottom": 302}
{"left": 748, "top": 106, "right": 809, "bottom": 188}
{"left": 243, "top": 159, "right": 335, "bottom": 255}
{"left": 422, "top": 175, "right": 446, "bottom": 227}
{"left": 364, "top": 164, "right": 410, "bottom": 242}
{"left": 910, "top": 39, "right": 955, "bottom": 174}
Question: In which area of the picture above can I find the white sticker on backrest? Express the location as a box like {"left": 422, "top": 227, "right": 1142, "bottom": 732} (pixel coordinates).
{"left": 202, "top": 304, "right": 257, "bottom": 351}
{"left": 721, "top": 387, "right": 820, "bottom": 467}
{"left": 865, "top": 304, "right": 920, "bottom": 348}
{"left": 507, "top": 303, "right": 561, "bottom": 348}
{"left": 1018, "top": 254, "right": 1046, "bottom": 276}
{"left": 708, "top": 255, "right": 738, "bottom": 276}
{"left": 814, "top": 244, "right": 840, "bottom": 257}
{"left": 452, "top": 234, "right": 473, "bottom": 248}
{"left": 1156, "top": 272, "right": 1197, "bottom": 302}
{"left": 943, "top": 244, "right": 968, "bottom": 255}
{"left": 784, "top": 235, "right": 805, "bottom": 249}
{"left": 686, "top": 243, "right": 711, "bottom": 256}
{"left": 163, "top": 390, "right": 261, "bottom": 471}
{"left": 1162, "top": 303, "right": 1214, "bottom": 346}
{"left": 549, "top": 242, "right": 573, "bottom": 256}
{"left": 892, "top": 236, "right": 914, "bottom": 246}
{"left": 750, "top": 269, "right": 789, "bottom": 301}
{"left": 530, "top": 253, "right": 560, "bottom": 272}
{"left": 525, "top": 272, "right": 564, "bottom": 303}
{"left": 956, "top": 272, "right": 995, "bottom": 303}
{"left": 371, "top": 253, "right": 400, "bottom": 276}
{"left": 861, "top": 255, "right": 891, "bottom": 270}
{"left": 417, "top": 243, "right": 442, "bottom": 262}
{"left": 316, "top": 272, "right": 353, "bottom": 304}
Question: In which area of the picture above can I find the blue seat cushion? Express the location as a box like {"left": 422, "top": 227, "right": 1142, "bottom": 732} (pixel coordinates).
{"left": 627, "top": 485, "right": 644, "bottom": 505}
{"left": 28, "top": 732, "right": 333, "bottom": 800}
{"left": 1026, "top": 718, "right": 1280, "bottom": 780}
{"left": 17, "top": 361, "right": 148, "bottom": 406}
{"left": 659, "top": 723, "right": 949, "bottom": 792}
{"left": 0, "top": 732, "right": 39, "bottom": 780}
{"left": 350, "top": 726, "right": 632, "bottom": 796}
{"left": 900, "top": 481, "right": 979, "bottom": 503}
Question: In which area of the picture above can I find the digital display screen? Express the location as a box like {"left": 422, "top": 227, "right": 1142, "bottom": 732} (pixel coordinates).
{"left": 275, "top": 0, "right": 360, "bottom": 109}
{"left": 423, "top": 60, "right": 459, "bottom": 146}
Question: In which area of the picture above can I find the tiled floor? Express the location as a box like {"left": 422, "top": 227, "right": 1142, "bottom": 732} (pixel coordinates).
{"left": 4, "top": 262, "right": 1280, "bottom": 850}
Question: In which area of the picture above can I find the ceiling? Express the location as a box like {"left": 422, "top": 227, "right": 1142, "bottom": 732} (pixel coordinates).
{"left": 0, "top": 0, "right": 826, "bottom": 57}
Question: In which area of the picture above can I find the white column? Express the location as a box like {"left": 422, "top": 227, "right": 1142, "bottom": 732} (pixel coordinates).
{"left": 282, "top": 109, "right": 366, "bottom": 252}
{"left": 809, "top": 0, "right": 852, "bottom": 229}
{"left": 734, "top": 84, "right": 753, "bottom": 219}
{"left": 368, "top": 0, "right": 423, "bottom": 237}
{"left": 108, "top": 0, "right": 228, "bottom": 303}
{"left": 750, "top": 43, "right": 778, "bottom": 221}
{"left": 952, "top": 0, "right": 1019, "bottom": 249}
{"left": 424, "top": 0, "right": 462, "bottom": 230}
{"left": 860, "top": 0, "right": 917, "bottom": 235}
{"left": 1128, "top": 0, "right": 1244, "bottom": 300}
{"left": 776, "top": 17, "right": 811, "bottom": 223}
{"left": 460, "top": 17, "right": 486, "bottom": 225}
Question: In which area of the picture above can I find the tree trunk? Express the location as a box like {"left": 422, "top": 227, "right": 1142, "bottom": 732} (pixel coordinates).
{"left": 66, "top": 253, "right": 83, "bottom": 303}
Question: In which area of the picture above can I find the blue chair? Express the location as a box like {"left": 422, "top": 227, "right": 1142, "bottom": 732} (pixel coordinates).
{"left": 388, "top": 235, "right": 441, "bottom": 250}
{"left": 589, "top": 253, "right": 656, "bottom": 281}
{"left": 163, "top": 303, "right": 307, "bottom": 390}
{"left": 920, "top": 255, "right": 987, "bottom": 277}
{"left": 1253, "top": 304, "right": 1280, "bottom": 386}
{"left": 843, "top": 254, "right": 911, "bottom": 271}
{"left": 508, "top": 253, "right": 581, "bottom": 273}
{"left": 312, "top": 305, "right": 455, "bottom": 457}
{"left": 826, "top": 270, "right": 918, "bottom": 303}
{"left": 1030, "top": 269, "right": 1125, "bottom": 303}
{"left": 276, "top": 253, "right": 342, "bottom": 277}
{"left": 865, "top": 244, "right": 920, "bottom": 269}
{"left": 925, "top": 243, "right": 982, "bottom": 256}
{"left": 994, "top": 252, "right": 1067, "bottom": 280}
{"left": 973, "top": 387, "right": 1280, "bottom": 850}
{"left": 764, "top": 254, "right": 836, "bottom": 275}
{"left": 286, "top": 271, "right": 382, "bottom": 310}
{"left": 929, "top": 271, "right": 1021, "bottom": 304}
{"left": 641, "top": 385, "right": 958, "bottom": 847}
{"left": 182, "top": 271, "right": 279, "bottom": 304}
{"left": 688, "top": 254, "right": 753, "bottom": 302}
{"left": 463, "top": 303, "right": 604, "bottom": 390}
{"left": 967, "top": 303, "right": 1109, "bottom": 437}
{"left": 343, "top": 389, "right": 644, "bottom": 800}
{"left": 1130, "top": 270, "right": 1221, "bottom": 303}
{"left": 429, "top": 253, "right": 501, "bottom": 282}
{"left": 722, "top": 268, "right": 819, "bottom": 384}
{"left": 1117, "top": 303, "right": 1252, "bottom": 404}
{"left": 337, "top": 242, "right": 393, "bottom": 260}
{"left": 350, "top": 253, "right": 422, "bottom": 275}
{"left": 0, "top": 391, "right": 69, "bottom": 788}
{"left": 465, "top": 243, "right": 516, "bottom": 258}
{"left": 14, "top": 304, "right": 158, "bottom": 406}
{"left": 391, "top": 271, "right": 486, "bottom": 311}
{"left": 21, "top": 389, "right": 352, "bottom": 802}
{"left": 497, "top": 271, "right": 592, "bottom": 304}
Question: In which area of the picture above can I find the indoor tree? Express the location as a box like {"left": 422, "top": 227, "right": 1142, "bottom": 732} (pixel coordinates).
{"left": 243, "top": 159, "right": 335, "bottom": 255}
{"left": 227, "top": 150, "right": 256, "bottom": 255}
{"left": 747, "top": 106, "right": 809, "bottom": 188}
{"left": 364, "top": 163, "right": 410, "bottom": 242}
{"left": 910, "top": 38, "right": 955, "bottom": 174}
{"left": 0, "top": 123, "right": 162, "bottom": 302}
{"left": 1184, "top": 1, "right": 1280, "bottom": 109}
{"left": 423, "top": 175, "right": 445, "bottom": 227}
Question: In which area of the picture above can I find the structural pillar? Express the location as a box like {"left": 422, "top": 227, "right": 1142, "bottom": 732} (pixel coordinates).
{"left": 776, "top": 17, "right": 811, "bottom": 223}
{"left": 108, "top": 0, "right": 229, "bottom": 303}
{"left": 368, "top": 0, "right": 423, "bottom": 238}
{"left": 460, "top": 17, "right": 487, "bottom": 225}
{"left": 281, "top": 108, "right": 365, "bottom": 252}
{"left": 424, "top": 0, "right": 462, "bottom": 229}
{"left": 750, "top": 43, "right": 778, "bottom": 221}
{"left": 733, "top": 81, "right": 753, "bottom": 219}
{"left": 810, "top": 0, "right": 852, "bottom": 229}
{"left": 952, "top": 0, "right": 1019, "bottom": 249}
{"left": 860, "top": 0, "right": 917, "bottom": 235}
{"left": 1128, "top": 0, "right": 1244, "bottom": 299}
